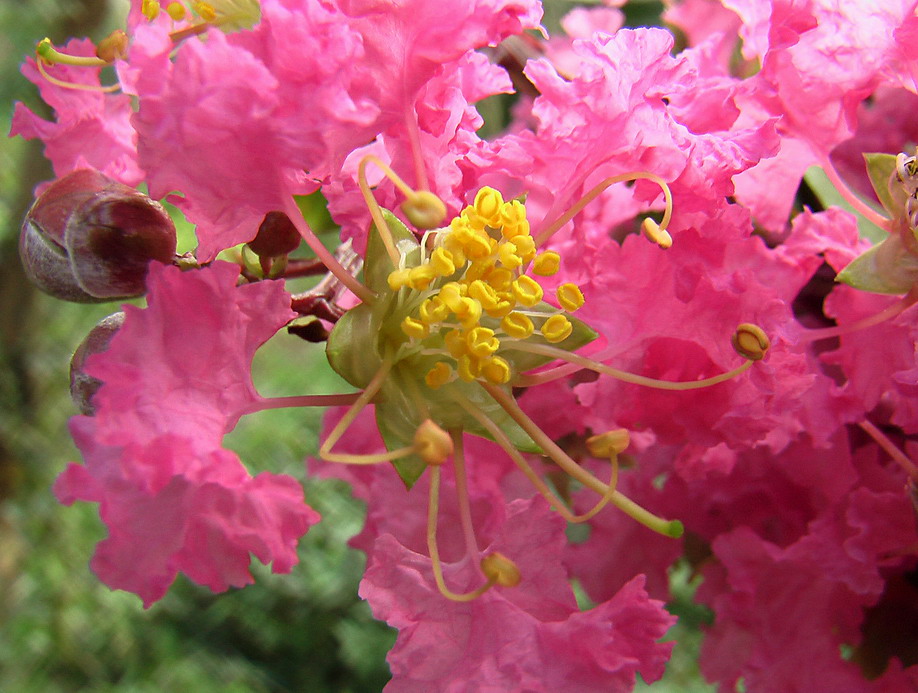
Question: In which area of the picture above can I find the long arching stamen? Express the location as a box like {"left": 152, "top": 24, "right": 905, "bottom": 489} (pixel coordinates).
{"left": 454, "top": 391, "right": 617, "bottom": 522}
{"left": 404, "top": 107, "right": 431, "bottom": 192}
{"left": 535, "top": 172, "right": 674, "bottom": 246}
{"left": 509, "top": 341, "right": 754, "bottom": 390}
{"left": 36, "top": 38, "right": 108, "bottom": 67}
{"left": 283, "top": 196, "right": 376, "bottom": 305}
{"left": 860, "top": 420, "right": 918, "bottom": 479}
{"left": 450, "top": 430, "right": 481, "bottom": 559}
{"left": 482, "top": 383, "right": 683, "bottom": 537}
{"left": 818, "top": 154, "right": 893, "bottom": 232}
{"left": 358, "top": 156, "right": 406, "bottom": 268}
{"left": 427, "top": 465, "right": 497, "bottom": 602}
{"left": 319, "top": 357, "right": 393, "bottom": 463}
{"left": 796, "top": 287, "right": 918, "bottom": 344}
{"left": 36, "top": 58, "right": 120, "bottom": 93}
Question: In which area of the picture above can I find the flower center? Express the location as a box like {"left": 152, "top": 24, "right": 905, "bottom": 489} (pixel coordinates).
{"left": 386, "top": 187, "right": 586, "bottom": 389}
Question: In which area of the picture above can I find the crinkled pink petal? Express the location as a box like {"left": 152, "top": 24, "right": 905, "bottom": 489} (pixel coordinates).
{"left": 130, "top": 29, "right": 315, "bottom": 260}
{"left": 54, "top": 262, "right": 315, "bottom": 605}
{"left": 85, "top": 261, "right": 295, "bottom": 445}
{"left": 360, "top": 498, "right": 673, "bottom": 691}
{"left": 10, "top": 38, "right": 142, "bottom": 185}
{"left": 57, "top": 430, "right": 318, "bottom": 607}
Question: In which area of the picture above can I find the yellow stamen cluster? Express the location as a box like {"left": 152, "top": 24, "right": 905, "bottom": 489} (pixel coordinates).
{"left": 388, "top": 187, "right": 586, "bottom": 388}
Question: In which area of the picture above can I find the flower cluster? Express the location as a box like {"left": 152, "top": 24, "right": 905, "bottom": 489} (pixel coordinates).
{"left": 12, "top": 0, "right": 918, "bottom": 690}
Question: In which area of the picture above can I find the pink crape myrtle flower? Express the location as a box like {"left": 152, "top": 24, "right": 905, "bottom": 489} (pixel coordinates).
{"left": 11, "top": 38, "right": 143, "bottom": 187}
{"left": 696, "top": 439, "right": 918, "bottom": 692}
{"left": 55, "top": 262, "right": 319, "bottom": 606}
{"left": 478, "top": 27, "right": 779, "bottom": 233}
{"left": 362, "top": 497, "right": 675, "bottom": 691}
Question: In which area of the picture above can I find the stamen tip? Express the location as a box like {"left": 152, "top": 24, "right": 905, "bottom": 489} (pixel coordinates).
{"left": 641, "top": 218, "right": 672, "bottom": 249}
{"left": 666, "top": 520, "right": 685, "bottom": 538}
{"left": 414, "top": 419, "right": 453, "bottom": 465}
{"left": 732, "top": 323, "right": 770, "bottom": 361}
{"left": 480, "top": 552, "right": 521, "bottom": 587}
{"left": 401, "top": 191, "right": 447, "bottom": 230}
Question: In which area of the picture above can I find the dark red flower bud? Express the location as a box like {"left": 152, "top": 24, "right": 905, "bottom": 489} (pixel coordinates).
{"left": 247, "top": 211, "right": 301, "bottom": 257}
{"left": 20, "top": 169, "right": 177, "bottom": 302}
{"left": 70, "top": 311, "right": 124, "bottom": 415}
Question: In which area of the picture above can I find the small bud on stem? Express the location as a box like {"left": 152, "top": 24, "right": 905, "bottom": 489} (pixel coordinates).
{"left": 20, "top": 169, "right": 177, "bottom": 302}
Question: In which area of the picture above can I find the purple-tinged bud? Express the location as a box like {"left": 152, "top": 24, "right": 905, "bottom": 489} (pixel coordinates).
{"left": 20, "top": 169, "right": 177, "bottom": 302}
{"left": 70, "top": 311, "right": 124, "bottom": 415}
{"left": 248, "top": 211, "right": 301, "bottom": 258}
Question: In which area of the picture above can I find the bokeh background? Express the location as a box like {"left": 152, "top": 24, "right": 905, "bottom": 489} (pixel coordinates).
{"left": 0, "top": 1, "right": 711, "bottom": 690}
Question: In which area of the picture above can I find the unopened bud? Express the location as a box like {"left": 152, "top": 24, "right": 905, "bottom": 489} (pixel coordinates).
{"left": 586, "top": 429, "right": 630, "bottom": 458}
{"left": 20, "top": 169, "right": 176, "bottom": 302}
{"left": 70, "top": 312, "right": 124, "bottom": 415}
{"left": 247, "top": 211, "right": 301, "bottom": 257}
{"left": 413, "top": 419, "right": 453, "bottom": 465}
{"left": 480, "top": 552, "right": 521, "bottom": 587}
{"left": 731, "top": 323, "right": 770, "bottom": 361}
{"left": 401, "top": 191, "right": 447, "bottom": 230}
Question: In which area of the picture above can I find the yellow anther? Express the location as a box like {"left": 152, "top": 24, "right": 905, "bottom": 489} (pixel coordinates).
{"left": 481, "top": 355, "right": 511, "bottom": 384}
{"left": 513, "top": 235, "right": 536, "bottom": 263}
{"left": 473, "top": 187, "right": 505, "bottom": 227}
{"left": 419, "top": 296, "right": 449, "bottom": 324}
{"left": 498, "top": 240, "right": 523, "bottom": 269}
{"left": 466, "top": 327, "right": 499, "bottom": 358}
{"left": 402, "top": 191, "right": 447, "bottom": 230}
{"left": 414, "top": 419, "right": 453, "bottom": 465}
{"left": 641, "top": 218, "right": 673, "bottom": 249}
{"left": 452, "top": 225, "right": 492, "bottom": 259}
{"left": 484, "top": 297, "right": 514, "bottom": 319}
{"left": 142, "top": 0, "right": 161, "bottom": 20}
{"left": 500, "top": 200, "right": 530, "bottom": 239}
{"left": 166, "top": 1, "right": 187, "bottom": 20}
{"left": 194, "top": 1, "right": 218, "bottom": 22}
{"left": 542, "top": 314, "right": 573, "bottom": 343}
{"left": 557, "top": 283, "right": 585, "bottom": 312}
{"left": 484, "top": 266, "right": 513, "bottom": 291}
{"left": 464, "top": 257, "right": 497, "bottom": 283}
{"left": 731, "top": 323, "right": 770, "bottom": 361}
{"left": 439, "top": 282, "right": 466, "bottom": 312}
{"left": 425, "top": 362, "right": 454, "bottom": 389}
{"left": 512, "top": 275, "right": 543, "bottom": 307}
{"left": 454, "top": 296, "right": 483, "bottom": 329}
{"left": 457, "top": 354, "right": 480, "bottom": 382}
{"left": 468, "top": 280, "right": 500, "bottom": 311}
{"left": 408, "top": 264, "right": 437, "bottom": 290}
{"left": 429, "top": 247, "right": 457, "bottom": 277}
{"left": 459, "top": 206, "right": 487, "bottom": 232}
{"left": 480, "top": 552, "right": 521, "bottom": 587}
{"left": 95, "top": 30, "right": 129, "bottom": 62}
{"left": 587, "top": 429, "right": 630, "bottom": 458}
{"left": 501, "top": 312, "right": 534, "bottom": 339}
{"left": 401, "top": 316, "right": 429, "bottom": 340}
{"left": 444, "top": 329, "right": 468, "bottom": 359}
{"left": 387, "top": 268, "right": 411, "bottom": 291}
{"left": 532, "top": 251, "right": 561, "bottom": 276}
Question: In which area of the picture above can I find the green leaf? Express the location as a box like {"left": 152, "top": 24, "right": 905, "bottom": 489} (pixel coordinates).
{"left": 363, "top": 210, "right": 420, "bottom": 293}
{"left": 211, "top": 0, "right": 262, "bottom": 32}
{"left": 803, "top": 166, "right": 887, "bottom": 243}
{"left": 375, "top": 360, "right": 542, "bottom": 489}
{"left": 325, "top": 304, "right": 383, "bottom": 389}
{"left": 864, "top": 152, "right": 903, "bottom": 220}
{"left": 836, "top": 233, "right": 918, "bottom": 294}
